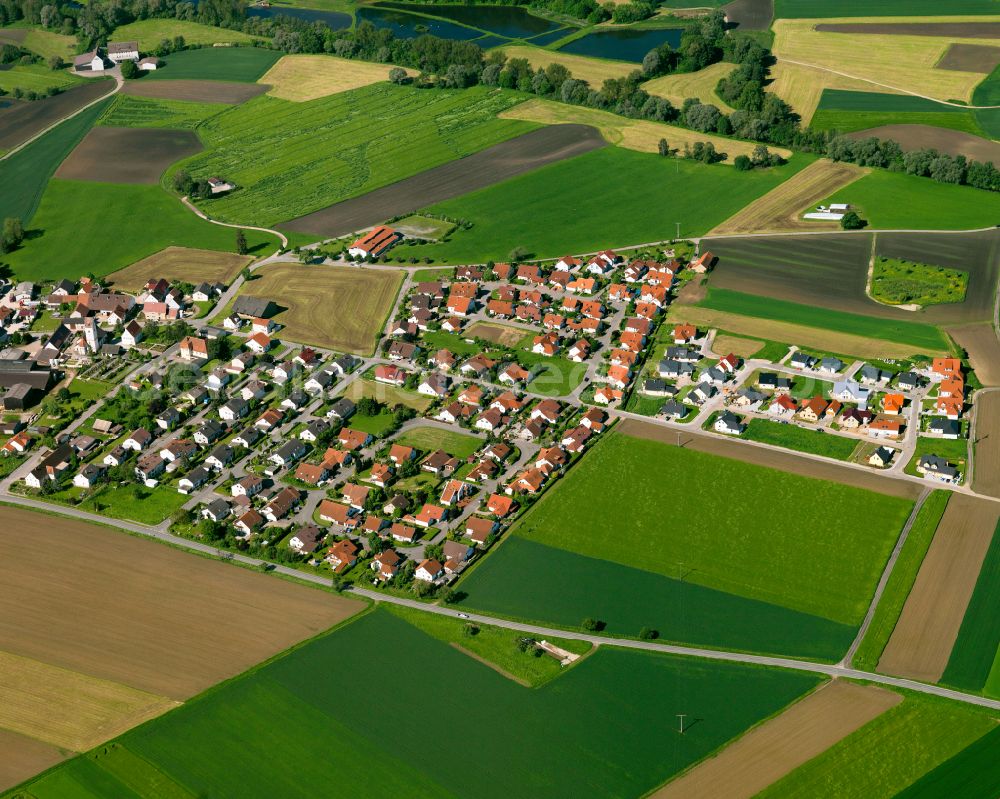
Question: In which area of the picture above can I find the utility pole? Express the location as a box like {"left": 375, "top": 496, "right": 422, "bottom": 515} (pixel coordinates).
{"left": 675, "top": 221, "right": 681, "bottom": 240}
{"left": 677, "top": 714, "right": 687, "bottom": 734}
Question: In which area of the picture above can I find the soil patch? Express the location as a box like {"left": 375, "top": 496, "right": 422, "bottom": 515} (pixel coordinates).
{"left": 878, "top": 494, "right": 1000, "bottom": 682}
{"left": 466, "top": 321, "right": 529, "bottom": 346}
{"left": 616, "top": 417, "right": 922, "bottom": 500}
{"left": 972, "top": 391, "right": 1000, "bottom": 498}
{"left": 654, "top": 680, "right": 901, "bottom": 799}
{"left": 0, "top": 81, "right": 113, "bottom": 151}
{"left": 121, "top": 78, "right": 268, "bottom": 104}
{"left": 947, "top": 323, "right": 1000, "bottom": 387}
{"left": 0, "top": 505, "right": 362, "bottom": 700}
{"left": 55, "top": 126, "right": 202, "bottom": 184}
{"left": 847, "top": 124, "right": 1000, "bottom": 165}
{"left": 816, "top": 22, "right": 1000, "bottom": 38}
{"left": 107, "top": 246, "right": 251, "bottom": 292}
{"left": 722, "top": 0, "right": 773, "bottom": 31}
{"left": 280, "top": 124, "right": 606, "bottom": 237}
{"left": 937, "top": 43, "right": 1000, "bottom": 73}
{"left": 0, "top": 729, "right": 67, "bottom": 794}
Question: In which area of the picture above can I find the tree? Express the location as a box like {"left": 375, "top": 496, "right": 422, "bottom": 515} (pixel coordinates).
{"left": 388, "top": 66, "right": 408, "bottom": 84}
{"left": 840, "top": 211, "right": 866, "bottom": 230}
{"left": 240, "top": 266, "right": 251, "bottom": 281}
{"left": 236, "top": 229, "right": 248, "bottom": 255}
{"left": 733, "top": 154, "right": 753, "bottom": 171}
{"left": 172, "top": 170, "right": 193, "bottom": 195}
{"left": 582, "top": 617, "right": 601, "bottom": 631}
{"left": 119, "top": 59, "right": 139, "bottom": 79}
{"left": 639, "top": 627, "right": 659, "bottom": 640}
{"left": 47, "top": 55, "right": 64, "bottom": 70}
{"left": 658, "top": 138, "right": 669, "bottom": 157}
{"left": 1, "top": 217, "right": 23, "bottom": 253}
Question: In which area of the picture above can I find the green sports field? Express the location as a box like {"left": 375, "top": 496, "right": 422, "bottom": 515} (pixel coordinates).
{"left": 144, "top": 46, "right": 282, "bottom": 82}
{"left": 811, "top": 90, "right": 993, "bottom": 138}
{"left": 178, "top": 83, "right": 535, "bottom": 226}
{"left": 478, "top": 431, "right": 913, "bottom": 626}
{"left": 412, "top": 148, "right": 813, "bottom": 262}
{"left": 698, "top": 288, "right": 951, "bottom": 354}
{"left": 13, "top": 609, "right": 821, "bottom": 799}
{"left": 97, "top": 94, "right": 230, "bottom": 129}
{"left": 4, "top": 181, "right": 278, "bottom": 282}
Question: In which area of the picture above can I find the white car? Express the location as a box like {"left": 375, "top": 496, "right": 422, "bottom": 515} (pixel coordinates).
{"left": 457, "top": 613, "right": 470, "bottom": 619}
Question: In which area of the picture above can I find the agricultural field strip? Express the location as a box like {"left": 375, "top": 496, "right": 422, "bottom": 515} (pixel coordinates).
{"left": 3, "top": 492, "right": 1000, "bottom": 712}
{"left": 767, "top": 59, "right": 905, "bottom": 125}
{"left": 258, "top": 54, "right": 416, "bottom": 103}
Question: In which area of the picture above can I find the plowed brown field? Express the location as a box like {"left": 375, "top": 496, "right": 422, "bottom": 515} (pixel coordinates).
{"left": 972, "top": 391, "right": 1000, "bottom": 499}
{"left": 0, "top": 730, "right": 66, "bottom": 793}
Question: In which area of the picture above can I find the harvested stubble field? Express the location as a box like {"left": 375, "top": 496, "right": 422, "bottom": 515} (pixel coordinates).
{"left": 709, "top": 332, "right": 764, "bottom": 358}
{"left": 259, "top": 54, "right": 415, "bottom": 102}
{"left": 501, "top": 98, "right": 792, "bottom": 162}
{"left": 937, "top": 43, "right": 1000, "bottom": 72}
{"left": 642, "top": 62, "right": 737, "bottom": 113}
{"left": 878, "top": 494, "right": 1000, "bottom": 682}
{"left": 280, "top": 124, "right": 604, "bottom": 238}
{"left": 709, "top": 158, "right": 868, "bottom": 234}
{"left": 815, "top": 21, "right": 1000, "bottom": 38}
{"left": 972, "top": 391, "right": 1000, "bottom": 498}
{"left": 54, "top": 127, "right": 202, "bottom": 185}
{"left": 767, "top": 60, "right": 902, "bottom": 125}
{"left": 185, "top": 83, "right": 535, "bottom": 227}
{"left": 0, "top": 729, "right": 66, "bottom": 793}
{"left": 0, "top": 506, "right": 361, "bottom": 699}
{"left": 107, "top": 246, "right": 252, "bottom": 292}
{"left": 121, "top": 78, "right": 269, "bottom": 104}
{"left": 772, "top": 18, "right": 1000, "bottom": 103}
{"left": 654, "top": 681, "right": 902, "bottom": 799}
{"left": 497, "top": 45, "right": 636, "bottom": 87}
{"left": 846, "top": 124, "right": 1000, "bottom": 163}
{"left": 341, "top": 378, "right": 433, "bottom": 412}
{"left": 0, "top": 80, "right": 113, "bottom": 151}
{"left": 236, "top": 264, "right": 403, "bottom": 354}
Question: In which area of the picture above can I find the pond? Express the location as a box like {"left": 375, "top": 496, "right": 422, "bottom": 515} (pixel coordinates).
{"left": 378, "top": 2, "right": 563, "bottom": 39}
{"left": 356, "top": 6, "right": 485, "bottom": 39}
{"left": 246, "top": 5, "right": 352, "bottom": 30}
{"left": 557, "top": 26, "right": 683, "bottom": 63}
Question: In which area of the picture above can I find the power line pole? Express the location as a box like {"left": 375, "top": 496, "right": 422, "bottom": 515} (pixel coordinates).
{"left": 675, "top": 221, "right": 680, "bottom": 240}
{"left": 677, "top": 714, "right": 687, "bottom": 734}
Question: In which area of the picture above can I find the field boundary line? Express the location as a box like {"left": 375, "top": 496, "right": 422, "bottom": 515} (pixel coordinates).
{"left": 844, "top": 488, "right": 931, "bottom": 668}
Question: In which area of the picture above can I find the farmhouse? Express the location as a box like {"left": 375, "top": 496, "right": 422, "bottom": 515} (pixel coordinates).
{"left": 107, "top": 41, "right": 139, "bottom": 63}
{"left": 349, "top": 226, "right": 401, "bottom": 259}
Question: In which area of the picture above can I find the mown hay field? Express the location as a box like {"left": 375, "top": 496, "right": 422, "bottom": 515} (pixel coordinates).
{"left": 237, "top": 263, "right": 403, "bottom": 354}
{"left": 107, "top": 246, "right": 252, "bottom": 291}
{"left": 110, "top": 18, "right": 256, "bottom": 49}
{"left": 181, "top": 83, "right": 535, "bottom": 226}
{"left": 341, "top": 377, "right": 433, "bottom": 412}
{"left": 259, "top": 54, "right": 416, "bottom": 102}
{"left": 498, "top": 45, "right": 635, "bottom": 86}
{"left": 709, "top": 158, "right": 868, "bottom": 234}
{"left": 501, "top": 97, "right": 792, "bottom": 162}
{"left": 642, "top": 62, "right": 737, "bottom": 113}
{"left": 767, "top": 60, "right": 902, "bottom": 125}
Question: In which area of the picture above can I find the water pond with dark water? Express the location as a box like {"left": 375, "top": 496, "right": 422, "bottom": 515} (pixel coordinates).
{"left": 558, "top": 26, "right": 683, "bottom": 62}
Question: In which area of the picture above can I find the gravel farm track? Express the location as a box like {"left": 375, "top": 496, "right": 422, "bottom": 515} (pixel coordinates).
{"left": 120, "top": 78, "right": 269, "bottom": 104}
{"left": 0, "top": 81, "right": 114, "bottom": 151}
{"left": 54, "top": 126, "right": 202, "bottom": 184}
{"left": 280, "top": 124, "right": 607, "bottom": 238}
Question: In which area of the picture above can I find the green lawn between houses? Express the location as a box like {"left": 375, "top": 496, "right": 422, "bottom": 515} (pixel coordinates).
{"left": 853, "top": 491, "right": 950, "bottom": 672}
{"left": 698, "top": 288, "right": 951, "bottom": 353}
{"left": 409, "top": 148, "right": 814, "bottom": 263}
{"left": 13, "top": 609, "right": 821, "bottom": 799}
{"left": 740, "top": 418, "right": 859, "bottom": 461}
{"left": 394, "top": 426, "right": 482, "bottom": 459}
{"left": 757, "top": 690, "right": 998, "bottom": 799}
{"left": 471, "top": 431, "right": 913, "bottom": 626}
{"left": 3, "top": 181, "right": 279, "bottom": 282}
{"left": 143, "top": 46, "right": 282, "bottom": 82}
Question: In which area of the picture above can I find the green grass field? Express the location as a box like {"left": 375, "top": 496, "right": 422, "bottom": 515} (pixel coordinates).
{"left": 97, "top": 94, "right": 230, "bottom": 129}
{"left": 77, "top": 483, "right": 188, "bottom": 525}
{"left": 412, "top": 148, "right": 813, "bottom": 262}
{"left": 823, "top": 170, "right": 1000, "bottom": 231}
{"left": 179, "top": 83, "right": 534, "bottom": 226}
{"left": 0, "top": 26, "right": 77, "bottom": 60}
{"left": 811, "top": 89, "right": 991, "bottom": 137}
{"left": 699, "top": 288, "right": 951, "bottom": 354}
{"left": 972, "top": 64, "right": 1000, "bottom": 137}
{"left": 394, "top": 426, "right": 482, "bottom": 458}
{"left": 774, "top": 0, "right": 999, "bottom": 16}
{"left": 871, "top": 257, "right": 968, "bottom": 307}
{"left": 110, "top": 19, "right": 258, "bottom": 49}
{"left": 758, "top": 691, "right": 997, "bottom": 799}
{"left": 0, "top": 62, "right": 82, "bottom": 94}
{"left": 144, "top": 46, "right": 282, "bottom": 82}
{"left": 494, "top": 431, "right": 913, "bottom": 625}
{"left": 941, "top": 520, "right": 1000, "bottom": 693}
{"left": 14, "top": 609, "right": 821, "bottom": 799}
{"left": 457, "top": 536, "right": 857, "bottom": 660}
{"left": 0, "top": 94, "right": 110, "bottom": 224}
{"left": 741, "top": 418, "right": 859, "bottom": 460}
{"left": 853, "top": 491, "right": 950, "bottom": 672}
{"left": 896, "top": 725, "right": 1000, "bottom": 799}
{"left": 3, "top": 181, "right": 278, "bottom": 282}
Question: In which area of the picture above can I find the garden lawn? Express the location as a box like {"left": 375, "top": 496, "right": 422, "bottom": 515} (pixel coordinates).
{"left": 0, "top": 96, "right": 110, "bottom": 224}
{"left": 180, "top": 83, "right": 535, "bottom": 226}
{"left": 395, "top": 426, "right": 482, "bottom": 458}
{"left": 15, "top": 609, "right": 821, "bottom": 799}
{"left": 414, "top": 147, "right": 813, "bottom": 263}
{"left": 896, "top": 725, "right": 1000, "bottom": 799}
{"left": 144, "top": 46, "right": 282, "bottom": 82}
{"left": 823, "top": 170, "right": 1000, "bottom": 231}
{"left": 741, "top": 418, "right": 859, "bottom": 460}
{"left": 0, "top": 62, "right": 82, "bottom": 94}
{"left": 110, "top": 19, "right": 257, "bottom": 49}
{"left": 458, "top": 537, "right": 857, "bottom": 660}
{"left": 940, "top": 519, "right": 1000, "bottom": 693}
{"left": 3, "top": 181, "right": 278, "bottom": 282}
{"left": 97, "top": 94, "right": 230, "bottom": 129}
{"left": 757, "top": 692, "right": 997, "bottom": 799}
{"left": 699, "top": 288, "right": 951, "bottom": 353}
{"left": 505, "top": 431, "right": 913, "bottom": 625}
{"left": 77, "top": 484, "right": 188, "bottom": 525}
{"left": 853, "top": 491, "right": 950, "bottom": 672}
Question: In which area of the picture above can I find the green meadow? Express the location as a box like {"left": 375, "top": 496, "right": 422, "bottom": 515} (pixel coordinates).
{"left": 896, "top": 726, "right": 1000, "bottom": 799}
{"left": 14, "top": 609, "right": 820, "bottom": 799}
{"left": 811, "top": 89, "right": 992, "bottom": 137}
{"left": 741, "top": 418, "right": 859, "bottom": 461}
{"left": 489, "top": 431, "right": 913, "bottom": 625}
{"left": 144, "top": 46, "right": 282, "bottom": 82}
{"left": 394, "top": 426, "right": 482, "bottom": 459}
{"left": 97, "top": 94, "right": 230, "bottom": 129}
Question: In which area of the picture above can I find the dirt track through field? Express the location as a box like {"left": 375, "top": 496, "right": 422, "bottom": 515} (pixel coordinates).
{"left": 0, "top": 729, "right": 66, "bottom": 793}
{"left": 0, "top": 506, "right": 362, "bottom": 699}
{"left": 0, "top": 81, "right": 113, "bottom": 151}
{"left": 617, "top": 418, "right": 922, "bottom": 500}
{"left": 55, "top": 126, "right": 202, "bottom": 184}
{"left": 653, "top": 680, "right": 901, "bottom": 799}
{"left": 847, "top": 125, "right": 1000, "bottom": 164}
{"left": 121, "top": 78, "right": 268, "bottom": 104}
{"left": 878, "top": 494, "right": 1000, "bottom": 682}
{"left": 973, "top": 392, "right": 1000, "bottom": 499}
{"left": 816, "top": 22, "right": 1000, "bottom": 38}
{"left": 937, "top": 43, "right": 1000, "bottom": 73}
{"left": 279, "top": 124, "right": 606, "bottom": 237}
